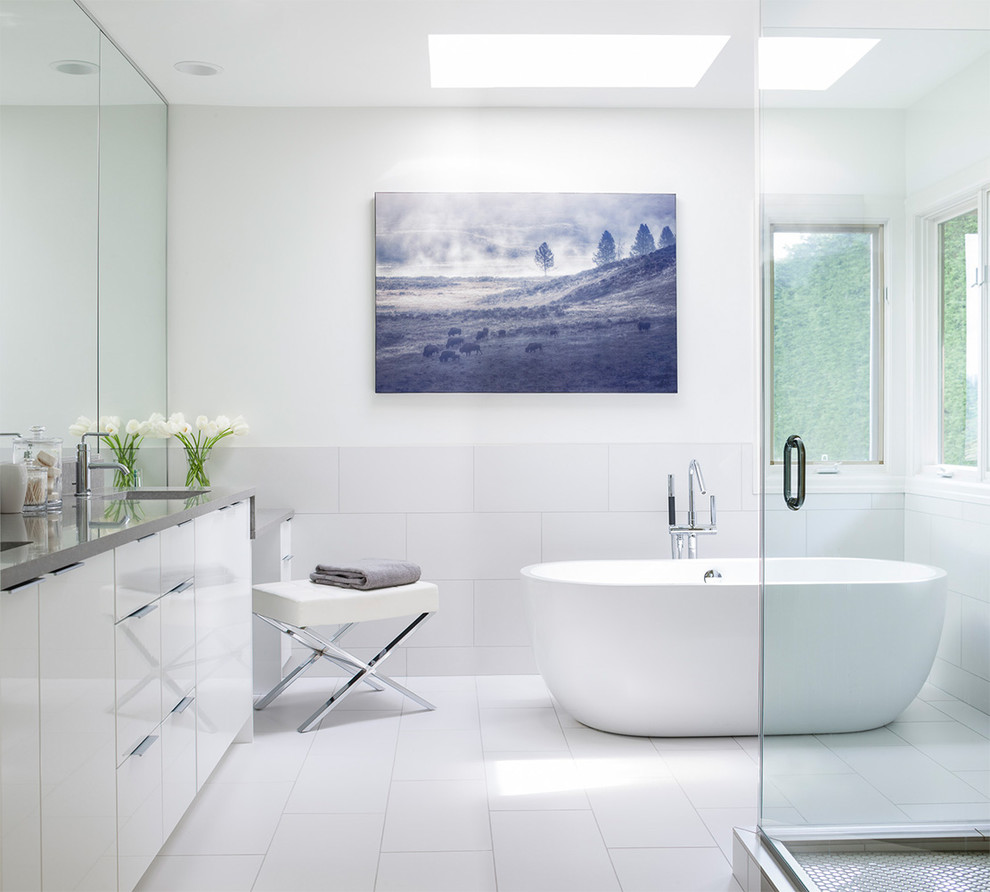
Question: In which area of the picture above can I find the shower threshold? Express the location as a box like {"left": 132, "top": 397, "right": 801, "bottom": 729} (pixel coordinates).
{"left": 760, "top": 826, "right": 990, "bottom": 892}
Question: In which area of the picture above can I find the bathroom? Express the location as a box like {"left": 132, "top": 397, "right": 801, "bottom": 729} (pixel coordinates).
{"left": 0, "top": 0, "right": 988, "bottom": 890}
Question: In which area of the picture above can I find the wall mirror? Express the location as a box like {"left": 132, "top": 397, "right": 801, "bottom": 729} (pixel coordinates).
{"left": 0, "top": 0, "right": 167, "bottom": 481}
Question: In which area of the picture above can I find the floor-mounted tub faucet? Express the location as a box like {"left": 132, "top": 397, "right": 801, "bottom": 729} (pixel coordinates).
{"left": 668, "top": 459, "right": 717, "bottom": 559}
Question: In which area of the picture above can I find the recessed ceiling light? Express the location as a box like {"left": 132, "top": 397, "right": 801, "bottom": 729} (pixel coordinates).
{"left": 173, "top": 60, "right": 223, "bottom": 77}
{"left": 50, "top": 60, "right": 99, "bottom": 76}
{"left": 758, "top": 37, "right": 880, "bottom": 91}
{"left": 429, "top": 34, "right": 730, "bottom": 89}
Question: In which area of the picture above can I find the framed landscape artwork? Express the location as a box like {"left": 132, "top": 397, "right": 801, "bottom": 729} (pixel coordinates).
{"left": 374, "top": 192, "right": 677, "bottom": 393}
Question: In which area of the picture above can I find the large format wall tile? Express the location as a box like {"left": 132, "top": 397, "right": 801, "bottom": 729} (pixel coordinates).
{"left": 340, "top": 446, "right": 474, "bottom": 513}
{"left": 610, "top": 443, "right": 745, "bottom": 513}
{"left": 474, "top": 444, "right": 609, "bottom": 513}
{"left": 408, "top": 513, "right": 542, "bottom": 580}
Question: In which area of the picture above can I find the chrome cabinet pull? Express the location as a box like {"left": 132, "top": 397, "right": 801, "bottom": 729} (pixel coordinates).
{"left": 167, "top": 578, "right": 194, "bottom": 595}
{"left": 52, "top": 561, "right": 84, "bottom": 576}
{"left": 783, "top": 434, "right": 806, "bottom": 511}
{"left": 130, "top": 734, "right": 158, "bottom": 758}
{"left": 127, "top": 601, "right": 159, "bottom": 620}
{"left": 172, "top": 696, "right": 195, "bottom": 714}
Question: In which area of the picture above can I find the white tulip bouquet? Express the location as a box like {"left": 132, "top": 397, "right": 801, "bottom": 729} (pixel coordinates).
{"left": 70, "top": 413, "right": 173, "bottom": 487}
{"left": 170, "top": 413, "right": 250, "bottom": 488}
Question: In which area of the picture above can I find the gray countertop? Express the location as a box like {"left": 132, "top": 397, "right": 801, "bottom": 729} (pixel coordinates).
{"left": 1, "top": 486, "right": 256, "bottom": 590}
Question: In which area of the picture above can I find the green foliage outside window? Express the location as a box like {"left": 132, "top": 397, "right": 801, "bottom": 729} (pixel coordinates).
{"left": 772, "top": 229, "right": 878, "bottom": 463}
{"left": 940, "top": 210, "right": 979, "bottom": 467}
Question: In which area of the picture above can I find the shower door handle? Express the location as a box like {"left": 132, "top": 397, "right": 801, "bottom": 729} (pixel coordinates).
{"left": 783, "top": 434, "right": 806, "bottom": 511}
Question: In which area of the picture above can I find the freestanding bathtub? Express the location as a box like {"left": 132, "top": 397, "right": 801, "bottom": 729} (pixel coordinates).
{"left": 520, "top": 558, "right": 947, "bottom": 737}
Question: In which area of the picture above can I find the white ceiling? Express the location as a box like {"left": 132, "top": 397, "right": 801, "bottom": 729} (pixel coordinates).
{"left": 11, "top": 0, "right": 990, "bottom": 109}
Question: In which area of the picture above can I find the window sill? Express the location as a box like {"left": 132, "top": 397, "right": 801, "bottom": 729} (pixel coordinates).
{"left": 765, "top": 464, "right": 905, "bottom": 494}
{"left": 907, "top": 473, "right": 990, "bottom": 506}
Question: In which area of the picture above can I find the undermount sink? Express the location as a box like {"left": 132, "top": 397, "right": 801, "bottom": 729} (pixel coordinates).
{"left": 93, "top": 488, "right": 209, "bottom": 501}
{"left": 0, "top": 540, "right": 32, "bottom": 551}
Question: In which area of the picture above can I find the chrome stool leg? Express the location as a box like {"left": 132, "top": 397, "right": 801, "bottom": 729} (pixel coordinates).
{"left": 297, "top": 611, "right": 435, "bottom": 732}
{"left": 252, "top": 610, "right": 436, "bottom": 731}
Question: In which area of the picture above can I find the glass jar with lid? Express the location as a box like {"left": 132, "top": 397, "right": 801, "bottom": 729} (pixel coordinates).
{"left": 13, "top": 425, "right": 63, "bottom": 511}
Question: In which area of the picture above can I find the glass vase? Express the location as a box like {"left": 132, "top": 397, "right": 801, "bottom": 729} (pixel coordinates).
{"left": 184, "top": 447, "right": 212, "bottom": 488}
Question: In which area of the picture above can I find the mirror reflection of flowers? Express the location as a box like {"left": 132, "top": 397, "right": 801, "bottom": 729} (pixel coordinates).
{"left": 171, "top": 414, "right": 249, "bottom": 488}
{"left": 70, "top": 413, "right": 173, "bottom": 487}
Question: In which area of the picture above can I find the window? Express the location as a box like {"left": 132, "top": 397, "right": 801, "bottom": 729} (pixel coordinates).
{"left": 938, "top": 206, "right": 981, "bottom": 468}
{"left": 768, "top": 223, "right": 885, "bottom": 464}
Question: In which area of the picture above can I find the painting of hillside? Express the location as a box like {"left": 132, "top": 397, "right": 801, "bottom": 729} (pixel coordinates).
{"left": 375, "top": 192, "right": 677, "bottom": 393}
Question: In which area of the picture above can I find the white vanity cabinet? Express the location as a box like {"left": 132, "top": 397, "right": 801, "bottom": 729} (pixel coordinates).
{"left": 194, "top": 500, "right": 252, "bottom": 788}
{"left": 0, "top": 496, "right": 253, "bottom": 892}
{"left": 0, "top": 577, "right": 41, "bottom": 892}
{"left": 40, "top": 552, "right": 118, "bottom": 892}
{"left": 158, "top": 521, "right": 196, "bottom": 840}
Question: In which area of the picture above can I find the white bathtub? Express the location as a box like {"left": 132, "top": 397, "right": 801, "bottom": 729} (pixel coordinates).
{"left": 520, "top": 558, "right": 947, "bottom": 737}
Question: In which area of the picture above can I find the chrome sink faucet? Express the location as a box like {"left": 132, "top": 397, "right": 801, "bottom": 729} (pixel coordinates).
{"left": 75, "top": 432, "right": 133, "bottom": 497}
{"left": 668, "top": 459, "right": 717, "bottom": 559}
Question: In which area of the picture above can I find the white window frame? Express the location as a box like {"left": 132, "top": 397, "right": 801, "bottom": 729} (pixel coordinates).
{"left": 764, "top": 220, "right": 887, "bottom": 469}
{"left": 916, "top": 185, "right": 989, "bottom": 487}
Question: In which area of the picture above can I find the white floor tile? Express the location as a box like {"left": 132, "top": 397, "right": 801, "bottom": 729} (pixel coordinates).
{"left": 610, "top": 847, "right": 742, "bottom": 892}
{"left": 894, "top": 699, "right": 959, "bottom": 723}
{"left": 284, "top": 751, "right": 395, "bottom": 814}
{"left": 381, "top": 780, "right": 491, "bottom": 852}
{"left": 930, "top": 698, "right": 990, "bottom": 737}
{"left": 814, "top": 726, "right": 911, "bottom": 750}
{"left": 480, "top": 707, "right": 568, "bottom": 751}
{"left": 392, "top": 728, "right": 485, "bottom": 780}
{"left": 399, "top": 689, "right": 480, "bottom": 730}
{"left": 697, "top": 807, "right": 758, "bottom": 860}
{"left": 888, "top": 720, "right": 990, "bottom": 772}
{"left": 137, "top": 675, "right": 988, "bottom": 891}
{"left": 770, "top": 773, "right": 910, "bottom": 825}
{"left": 761, "top": 736, "right": 857, "bottom": 776}
{"left": 587, "top": 778, "right": 717, "bottom": 848}
{"left": 565, "top": 728, "right": 674, "bottom": 777}
{"left": 160, "top": 782, "right": 294, "bottom": 856}
{"left": 652, "top": 736, "right": 750, "bottom": 753}
{"left": 835, "top": 745, "right": 989, "bottom": 804}
{"left": 476, "top": 674, "right": 552, "bottom": 708}
{"left": 485, "top": 751, "right": 591, "bottom": 811}
{"left": 206, "top": 734, "right": 314, "bottom": 785}
{"left": 252, "top": 813, "right": 383, "bottom": 891}
{"left": 134, "top": 855, "right": 263, "bottom": 891}
{"left": 375, "top": 851, "right": 497, "bottom": 891}
{"left": 490, "top": 810, "right": 620, "bottom": 892}
{"left": 660, "top": 750, "right": 758, "bottom": 809}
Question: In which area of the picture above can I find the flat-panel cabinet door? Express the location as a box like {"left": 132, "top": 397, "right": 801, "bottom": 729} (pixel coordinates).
{"left": 116, "top": 732, "right": 163, "bottom": 892}
{"left": 115, "top": 601, "right": 162, "bottom": 766}
{"left": 39, "top": 552, "right": 117, "bottom": 892}
{"left": 160, "top": 521, "right": 194, "bottom": 599}
{"left": 194, "top": 502, "right": 252, "bottom": 787}
{"left": 0, "top": 579, "right": 41, "bottom": 892}
{"left": 161, "top": 696, "right": 196, "bottom": 840}
{"left": 114, "top": 533, "right": 160, "bottom": 621}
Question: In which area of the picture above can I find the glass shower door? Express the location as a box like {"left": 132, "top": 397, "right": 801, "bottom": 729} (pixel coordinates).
{"left": 759, "top": 13, "right": 990, "bottom": 891}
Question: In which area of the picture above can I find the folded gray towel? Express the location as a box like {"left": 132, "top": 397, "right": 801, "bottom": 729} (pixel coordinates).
{"left": 310, "top": 558, "right": 421, "bottom": 591}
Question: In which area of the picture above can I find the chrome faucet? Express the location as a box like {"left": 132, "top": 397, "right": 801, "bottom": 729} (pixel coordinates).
{"left": 668, "top": 459, "right": 717, "bottom": 559}
{"left": 75, "top": 432, "right": 133, "bottom": 497}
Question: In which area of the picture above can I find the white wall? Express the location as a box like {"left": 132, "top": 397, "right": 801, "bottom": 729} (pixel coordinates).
{"left": 167, "top": 105, "right": 759, "bottom": 673}
{"left": 167, "top": 106, "right": 757, "bottom": 447}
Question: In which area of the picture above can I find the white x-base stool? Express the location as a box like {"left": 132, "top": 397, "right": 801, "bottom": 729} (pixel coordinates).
{"left": 252, "top": 578, "right": 439, "bottom": 732}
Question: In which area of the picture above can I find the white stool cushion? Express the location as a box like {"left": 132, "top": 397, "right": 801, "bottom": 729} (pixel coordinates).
{"left": 253, "top": 578, "right": 439, "bottom": 628}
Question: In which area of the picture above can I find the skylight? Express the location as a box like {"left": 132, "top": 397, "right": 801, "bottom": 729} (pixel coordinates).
{"left": 758, "top": 37, "right": 880, "bottom": 91}
{"left": 429, "top": 34, "right": 730, "bottom": 89}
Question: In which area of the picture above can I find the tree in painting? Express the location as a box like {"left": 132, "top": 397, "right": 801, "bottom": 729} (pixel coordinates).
{"left": 593, "top": 230, "right": 617, "bottom": 267}
{"left": 534, "top": 241, "right": 555, "bottom": 275}
{"left": 631, "top": 223, "right": 656, "bottom": 257}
